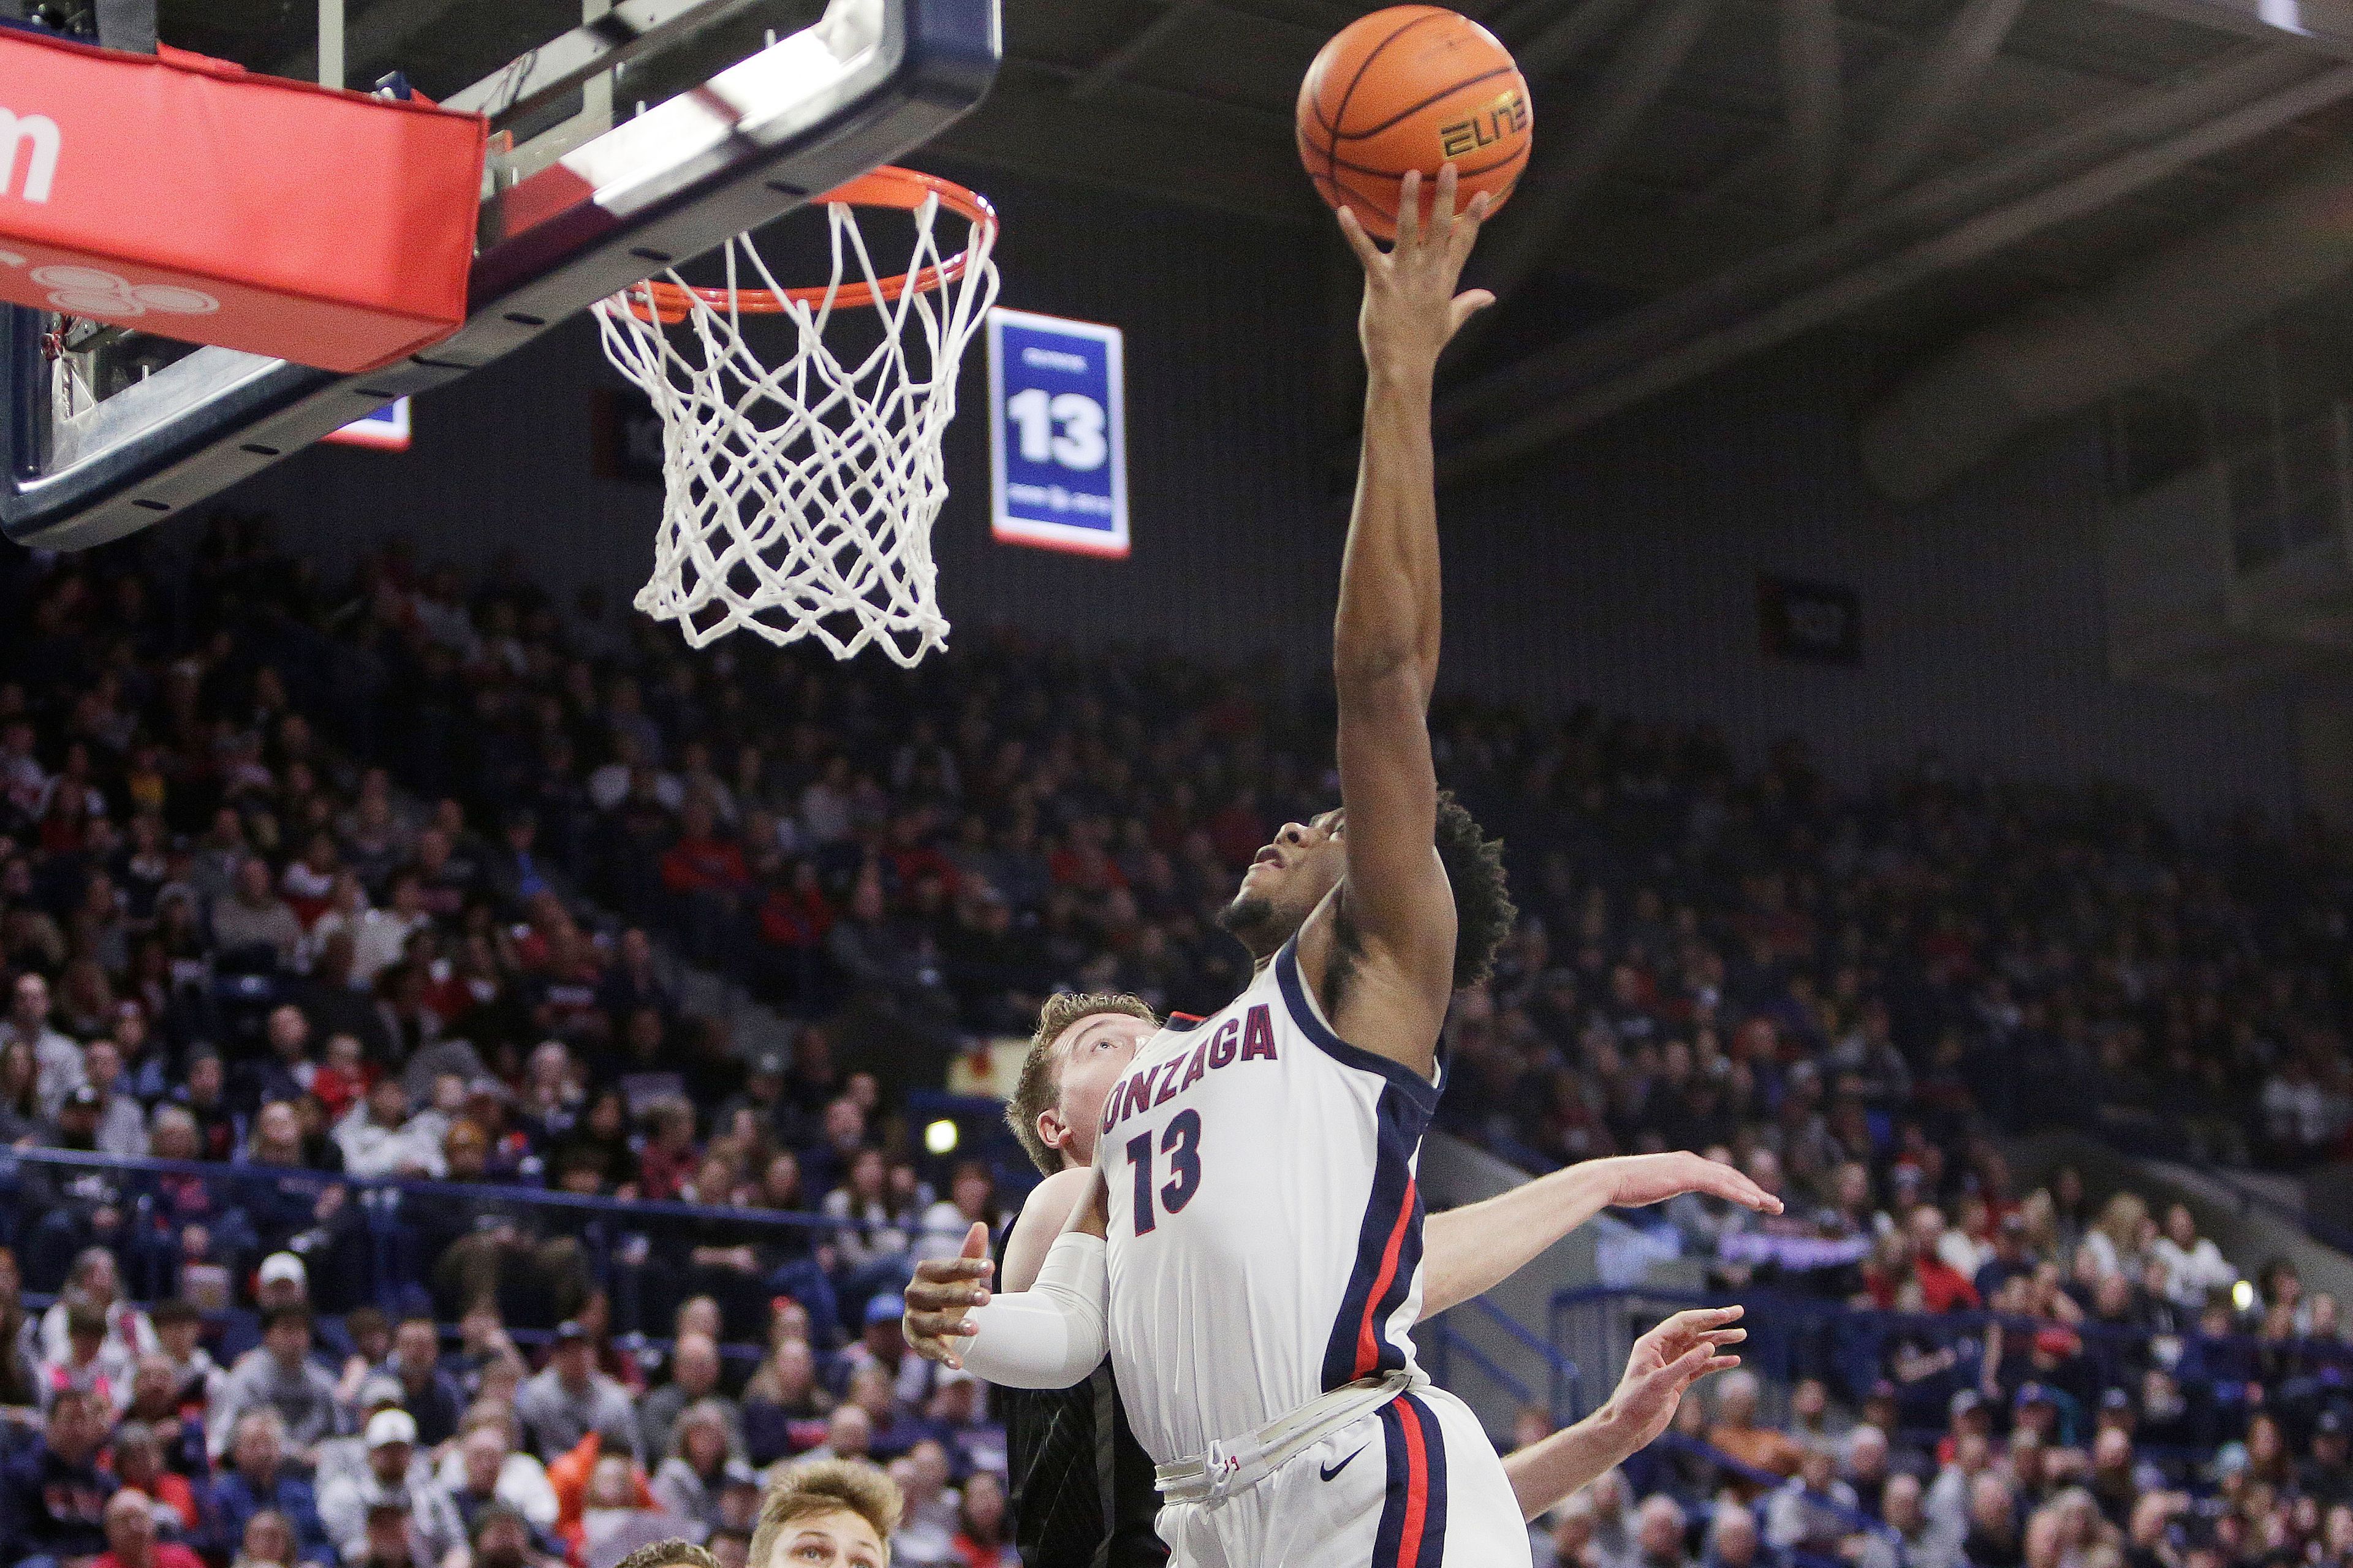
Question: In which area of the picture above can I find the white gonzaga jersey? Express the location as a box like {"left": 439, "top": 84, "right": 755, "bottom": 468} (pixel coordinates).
{"left": 1097, "top": 936, "right": 1441, "bottom": 1466}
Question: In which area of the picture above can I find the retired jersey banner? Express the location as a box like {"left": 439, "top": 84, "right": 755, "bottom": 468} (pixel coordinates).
{"left": 987, "top": 307, "right": 1129, "bottom": 558}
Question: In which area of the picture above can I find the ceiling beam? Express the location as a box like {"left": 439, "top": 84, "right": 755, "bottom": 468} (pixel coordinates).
{"left": 1459, "top": 0, "right": 1721, "bottom": 334}
{"left": 1436, "top": 59, "right": 2353, "bottom": 479}
{"left": 1840, "top": 0, "right": 2028, "bottom": 208}
{"left": 1677, "top": 51, "right": 1910, "bottom": 228}
{"left": 1071, "top": 0, "right": 1210, "bottom": 97}
{"left": 1003, "top": 52, "right": 1294, "bottom": 133}
{"left": 933, "top": 86, "right": 1316, "bottom": 224}
{"left": 2093, "top": 0, "right": 2353, "bottom": 59}
{"left": 1673, "top": 0, "right": 2169, "bottom": 224}
{"left": 1439, "top": 42, "right": 2320, "bottom": 427}
{"left": 1776, "top": 0, "right": 1843, "bottom": 222}
{"left": 1507, "top": 0, "right": 1654, "bottom": 81}
{"left": 1188, "top": 0, "right": 1358, "bottom": 34}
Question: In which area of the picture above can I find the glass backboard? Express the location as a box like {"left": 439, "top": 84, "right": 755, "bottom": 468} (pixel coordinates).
{"left": 0, "top": 0, "right": 999, "bottom": 549}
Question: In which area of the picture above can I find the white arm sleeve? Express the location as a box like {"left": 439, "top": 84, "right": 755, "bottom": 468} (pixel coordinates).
{"left": 958, "top": 1231, "right": 1110, "bottom": 1390}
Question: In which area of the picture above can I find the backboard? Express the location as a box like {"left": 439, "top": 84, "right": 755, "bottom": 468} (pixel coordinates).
{"left": 0, "top": 0, "right": 1000, "bottom": 550}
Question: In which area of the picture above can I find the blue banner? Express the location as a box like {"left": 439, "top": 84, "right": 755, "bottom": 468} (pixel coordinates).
{"left": 987, "top": 308, "right": 1129, "bottom": 558}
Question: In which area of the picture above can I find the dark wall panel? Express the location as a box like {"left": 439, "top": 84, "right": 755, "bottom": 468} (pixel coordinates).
{"left": 1428, "top": 343, "right": 2303, "bottom": 824}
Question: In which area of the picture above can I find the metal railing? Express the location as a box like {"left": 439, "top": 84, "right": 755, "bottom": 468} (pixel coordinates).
{"left": 0, "top": 1144, "right": 879, "bottom": 1342}
{"left": 1553, "top": 1284, "right": 2345, "bottom": 1450}
{"left": 1423, "top": 1295, "right": 1584, "bottom": 1425}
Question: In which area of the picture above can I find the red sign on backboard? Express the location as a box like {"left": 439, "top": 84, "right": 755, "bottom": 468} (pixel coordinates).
{"left": 0, "top": 29, "right": 482, "bottom": 373}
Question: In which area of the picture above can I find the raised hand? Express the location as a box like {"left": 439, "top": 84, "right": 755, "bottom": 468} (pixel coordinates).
{"left": 1338, "top": 164, "right": 1495, "bottom": 382}
{"left": 903, "top": 1220, "right": 993, "bottom": 1369}
{"left": 1597, "top": 1306, "right": 1747, "bottom": 1453}
{"left": 1597, "top": 1151, "right": 1782, "bottom": 1214}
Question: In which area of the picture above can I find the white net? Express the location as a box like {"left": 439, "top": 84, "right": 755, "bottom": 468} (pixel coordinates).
{"left": 593, "top": 186, "right": 999, "bottom": 665}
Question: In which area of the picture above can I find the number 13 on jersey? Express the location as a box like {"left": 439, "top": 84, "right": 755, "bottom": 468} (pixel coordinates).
{"left": 987, "top": 308, "right": 1131, "bottom": 558}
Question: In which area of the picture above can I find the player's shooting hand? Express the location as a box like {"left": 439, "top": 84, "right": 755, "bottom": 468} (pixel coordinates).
{"left": 1597, "top": 1151, "right": 1783, "bottom": 1214}
{"left": 1338, "top": 163, "right": 1494, "bottom": 379}
{"left": 903, "top": 1221, "right": 994, "bottom": 1369}
{"left": 1597, "top": 1306, "right": 1746, "bottom": 1455}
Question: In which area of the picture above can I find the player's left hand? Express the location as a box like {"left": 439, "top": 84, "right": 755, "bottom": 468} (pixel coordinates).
{"left": 1596, "top": 1306, "right": 1746, "bottom": 1455}
{"left": 903, "top": 1221, "right": 994, "bottom": 1369}
{"left": 1595, "top": 1151, "right": 1783, "bottom": 1214}
{"left": 1338, "top": 163, "right": 1493, "bottom": 379}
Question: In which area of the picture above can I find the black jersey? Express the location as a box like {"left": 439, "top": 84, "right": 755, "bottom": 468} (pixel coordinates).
{"left": 998, "top": 1243, "right": 1167, "bottom": 1568}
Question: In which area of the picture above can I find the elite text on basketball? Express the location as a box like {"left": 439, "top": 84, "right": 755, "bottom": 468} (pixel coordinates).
{"left": 1438, "top": 89, "right": 1528, "bottom": 161}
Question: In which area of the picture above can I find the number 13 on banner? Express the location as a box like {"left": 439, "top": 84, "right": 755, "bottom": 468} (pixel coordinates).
{"left": 987, "top": 308, "right": 1130, "bottom": 558}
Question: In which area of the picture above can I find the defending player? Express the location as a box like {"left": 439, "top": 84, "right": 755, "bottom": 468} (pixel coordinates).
{"left": 937, "top": 166, "right": 1734, "bottom": 1568}
{"left": 906, "top": 993, "right": 1774, "bottom": 1568}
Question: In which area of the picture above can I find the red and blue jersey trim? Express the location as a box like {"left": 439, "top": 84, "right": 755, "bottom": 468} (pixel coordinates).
{"left": 1274, "top": 937, "right": 1436, "bottom": 1393}
{"left": 1373, "top": 1392, "right": 1450, "bottom": 1568}
{"left": 1273, "top": 939, "right": 1439, "bottom": 1118}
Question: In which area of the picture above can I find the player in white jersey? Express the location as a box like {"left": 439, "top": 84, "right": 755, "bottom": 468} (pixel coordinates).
{"left": 943, "top": 165, "right": 1727, "bottom": 1568}
{"left": 906, "top": 992, "right": 1776, "bottom": 1568}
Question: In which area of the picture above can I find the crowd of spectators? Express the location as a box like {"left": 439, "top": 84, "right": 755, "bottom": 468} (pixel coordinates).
{"left": 1520, "top": 1155, "right": 2353, "bottom": 1568}
{"left": 289, "top": 536, "right": 2353, "bottom": 1178}
{"left": 1525, "top": 1346, "right": 2353, "bottom": 1568}
{"left": 0, "top": 513, "right": 2343, "bottom": 1567}
{"left": 132, "top": 516, "right": 2353, "bottom": 1187}
{"left": 0, "top": 1260, "right": 1010, "bottom": 1568}
{"left": 0, "top": 520, "right": 1044, "bottom": 1566}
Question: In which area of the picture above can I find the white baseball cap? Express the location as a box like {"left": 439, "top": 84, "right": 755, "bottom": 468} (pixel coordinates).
{"left": 257, "top": 1253, "right": 306, "bottom": 1287}
{"left": 365, "top": 1409, "right": 419, "bottom": 1450}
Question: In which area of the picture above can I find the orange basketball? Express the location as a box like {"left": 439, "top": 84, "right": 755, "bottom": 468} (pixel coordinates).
{"left": 1296, "top": 6, "right": 1532, "bottom": 242}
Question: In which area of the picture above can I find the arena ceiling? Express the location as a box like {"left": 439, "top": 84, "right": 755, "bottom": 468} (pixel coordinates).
{"left": 950, "top": 0, "right": 2353, "bottom": 484}
{"left": 164, "top": 0, "right": 2353, "bottom": 487}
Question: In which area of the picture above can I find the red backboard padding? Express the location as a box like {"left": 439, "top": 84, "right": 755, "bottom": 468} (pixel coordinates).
{"left": 0, "top": 29, "right": 485, "bottom": 374}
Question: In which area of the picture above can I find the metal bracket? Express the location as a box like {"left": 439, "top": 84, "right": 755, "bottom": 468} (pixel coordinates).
{"left": 445, "top": 0, "right": 778, "bottom": 127}
{"left": 0, "top": 0, "right": 1001, "bottom": 549}
{"left": 92, "top": 0, "right": 151, "bottom": 52}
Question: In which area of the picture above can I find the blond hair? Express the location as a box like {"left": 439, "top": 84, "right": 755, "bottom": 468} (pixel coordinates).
{"left": 749, "top": 1460, "right": 901, "bottom": 1568}
{"left": 2094, "top": 1192, "right": 2148, "bottom": 1256}
{"left": 1006, "top": 993, "right": 1158, "bottom": 1176}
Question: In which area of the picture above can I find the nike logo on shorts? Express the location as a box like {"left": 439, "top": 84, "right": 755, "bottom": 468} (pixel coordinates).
{"left": 1319, "top": 1445, "right": 1366, "bottom": 1482}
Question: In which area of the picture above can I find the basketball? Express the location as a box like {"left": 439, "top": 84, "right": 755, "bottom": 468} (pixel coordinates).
{"left": 1296, "top": 6, "right": 1532, "bottom": 241}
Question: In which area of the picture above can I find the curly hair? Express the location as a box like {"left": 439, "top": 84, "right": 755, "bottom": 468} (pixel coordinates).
{"left": 1434, "top": 789, "right": 1515, "bottom": 991}
{"left": 614, "top": 1543, "right": 717, "bottom": 1568}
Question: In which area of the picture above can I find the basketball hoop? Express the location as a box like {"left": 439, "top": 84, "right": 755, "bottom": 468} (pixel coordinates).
{"left": 593, "top": 167, "right": 1000, "bottom": 664}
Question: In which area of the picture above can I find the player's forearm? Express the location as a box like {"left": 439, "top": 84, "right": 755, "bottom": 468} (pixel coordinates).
{"left": 1421, "top": 1162, "right": 1610, "bottom": 1315}
{"left": 1501, "top": 1407, "right": 1639, "bottom": 1520}
{"left": 1333, "top": 366, "right": 1441, "bottom": 700}
{"left": 960, "top": 1232, "right": 1111, "bottom": 1390}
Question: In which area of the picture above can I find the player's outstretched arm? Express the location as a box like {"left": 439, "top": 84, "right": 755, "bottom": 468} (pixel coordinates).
{"left": 1326, "top": 166, "right": 1493, "bottom": 1067}
{"left": 1501, "top": 1308, "right": 1745, "bottom": 1520}
{"left": 1420, "top": 1154, "right": 1782, "bottom": 1316}
{"left": 903, "top": 1166, "right": 1096, "bottom": 1364}
{"left": 941, "top": 1174, "right": 1112, "bottom": 1388}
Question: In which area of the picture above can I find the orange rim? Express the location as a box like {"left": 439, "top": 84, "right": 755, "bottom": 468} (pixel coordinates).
{"left": 621, "top": 167, "right": 996, "bottom": 324}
